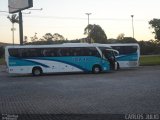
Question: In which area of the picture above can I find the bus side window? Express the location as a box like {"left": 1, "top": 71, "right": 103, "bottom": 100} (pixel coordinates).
{"left": 65, "top": 48, "right": 70, "bottom": 56}
{"left": 72, "top": 48, "right": 77, "bottom": 56}
{"left": 74, "top": 48, "right": 82, "bottom": 56}
{"left": 42, "top": 49, "right": 51, "bottom": 57}
{"left": 90, "top": 47, "right": 101, "bottom": 57}
{"left": 50, "top": 52, "right": 55, "bottom": 57}
{"left": 19, "top": 49, "right": 25, "bottom": 58}
{"left": 48, "top": 48, "right": 57, "bottom": 57}
{"left": 9, "top": 48, "right": 19, "bottom": 57}
{"left": 57, "top": 48, "right": 62, "bottom": 57}
{"left": 124, "top": 46, "right": 137, "bottom": 54}
{"left": 112, "top": 46, "right": 124, "bottom": 54}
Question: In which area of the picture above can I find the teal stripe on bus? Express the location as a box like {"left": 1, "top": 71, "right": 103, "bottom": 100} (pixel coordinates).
{"left": 9, "top": 57, "right": 49, "bottom": 68}
{"left": 9, "top": 56, "right": 108, "bottom": 72}
{"left": 116, "top": 53, "right": 138, "bottom": 61}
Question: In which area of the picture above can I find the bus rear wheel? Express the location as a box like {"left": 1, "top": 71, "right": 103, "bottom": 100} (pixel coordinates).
{"left": 32, "top": 67, "right": 42, "bottom": 76}
{"left": 92, "top": 65, "right": 101, "bottom": 74}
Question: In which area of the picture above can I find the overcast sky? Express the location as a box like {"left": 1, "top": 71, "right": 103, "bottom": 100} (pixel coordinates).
{"left": 0, "top": 0, "right": 160, "bottom": 44}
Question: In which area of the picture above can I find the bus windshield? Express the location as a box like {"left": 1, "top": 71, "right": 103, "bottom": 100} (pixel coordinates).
{"left": 101, "top": 49, "right": 118, "bottom": 70}
{"left": 102, "top": 49, "right": 115, "bottom": 61}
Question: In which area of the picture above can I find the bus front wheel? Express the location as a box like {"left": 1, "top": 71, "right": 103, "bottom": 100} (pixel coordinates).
{"left": 32, "top": 67, "right": 42, "bottom": 76}
{"left": 92, "top": 65, "right": 101, "bottom": 74}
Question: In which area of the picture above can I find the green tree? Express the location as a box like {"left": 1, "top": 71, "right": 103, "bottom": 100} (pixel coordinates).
{"left": 138, "top": 40, "right": 160, "bottom": 55}
{"left": 28, "top": 33, "right": 66, "bottom": 45}
{"left": 53, "top": 33, "right": 65, "bottom": 41}
{"left": 118, "top": 37, "right": 137, "bottom": 43}
{"left": 43, "top": 33, "right": 53, "bottom": 41}
{"left": 31, "top": 33, "right": 38, "bottom": 42}
{"left": 149, "top": 18, "right": 160, "bottom": 41}
{"left": 84, "top": 24, "right": 107, "bottom": 43}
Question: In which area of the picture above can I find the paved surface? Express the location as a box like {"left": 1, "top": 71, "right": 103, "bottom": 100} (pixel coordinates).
{"left": 0, "top": 65, "right": 160, "bottom": 114}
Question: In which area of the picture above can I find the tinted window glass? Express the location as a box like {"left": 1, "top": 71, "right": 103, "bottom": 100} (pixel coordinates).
{"left": 88, "top": 47, "right": 101, "bottom": 57}
{"left": 8, "top": 47, "right": 101, "bottom": 58}
{"left": 112, "top": 46, "right": 137, "bottom": 54}
{"left": 8, "top": 48, "right": 19, "bottom": 57}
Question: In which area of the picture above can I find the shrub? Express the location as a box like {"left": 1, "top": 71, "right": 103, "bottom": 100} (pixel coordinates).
{"left": 0, "top": 46, "right": 4, "bottom": 58}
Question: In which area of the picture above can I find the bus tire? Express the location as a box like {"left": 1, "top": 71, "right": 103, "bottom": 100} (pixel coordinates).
{"left": 92, "top": 65, "right": 101, "bottom": 74}
{"left": 32, "top": 67, "right": 42, "bottom": 76}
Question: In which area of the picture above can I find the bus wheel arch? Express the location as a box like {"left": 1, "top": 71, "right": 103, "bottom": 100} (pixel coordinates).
{"left": 32, "top": 66, "right": 43, "bottom": 76}
{"left": 92, "top": 64, "right": 102, "bottom": 74}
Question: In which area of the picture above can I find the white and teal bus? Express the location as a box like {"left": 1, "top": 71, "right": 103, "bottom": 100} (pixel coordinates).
{"left": 107, "top": 43, "right": 140, "bottom": 68}
{"left": 5, "top": 43, "right": 118, "bottom": 76}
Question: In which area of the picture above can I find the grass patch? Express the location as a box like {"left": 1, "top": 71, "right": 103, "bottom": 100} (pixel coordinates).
{"left": 0, "top": 57, "right": 5, "bottom": 65}
{"left": 140, "top": 55, "right": 160, "bottom": 66}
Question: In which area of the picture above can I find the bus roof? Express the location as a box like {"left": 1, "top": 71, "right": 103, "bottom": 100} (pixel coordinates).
{"left": 5, "top": 43, "right": 95, "bottom": 49}
{"left": 7, "top": 43, "right": 138, "bottom": 51}
{"left": 107, "top": 43, "right": 139, "bottom": 47}
{"left": 5, "top": 43, "right": 113, "bottom": 49}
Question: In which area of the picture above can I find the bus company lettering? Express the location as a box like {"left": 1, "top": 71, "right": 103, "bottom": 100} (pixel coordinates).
{"left": 73, "top": 57, "right": 90, "bottom": 62}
